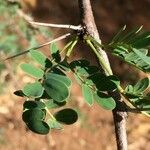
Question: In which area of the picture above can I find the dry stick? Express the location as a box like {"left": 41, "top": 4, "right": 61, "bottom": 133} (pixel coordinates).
{"left": 29, "top": 21, "right": 82, "bottom": 30}
{"left": 1, "top": 33, "right": 71, "bottom": 61}
{"left": 78, "top": 0, "right": 128, "bottom": 150}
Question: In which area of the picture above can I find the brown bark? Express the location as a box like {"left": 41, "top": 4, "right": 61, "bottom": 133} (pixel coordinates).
{"left": 78, "top": 0, "right": 128, "bottom": 150}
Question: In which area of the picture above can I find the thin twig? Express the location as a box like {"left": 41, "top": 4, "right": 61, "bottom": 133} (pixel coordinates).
{"left": 1, "top": 33, "right": 71, "bottom": 61}
{"left": 29, "top": 21, "right": 83, "bottom": 30}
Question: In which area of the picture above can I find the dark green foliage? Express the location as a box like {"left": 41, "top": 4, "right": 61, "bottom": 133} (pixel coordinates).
{"left": 54, "top": 108, "right": 78, "bottom": 125}
{"left": 27, "top": 121, "right": 50, "bottom": 135}
{"left": 88, "top": 73, "right": 118, "bottom": 91}
{"left": 45, "top": 100, "right": 66, "bottom": 109}
{"left": 45, "top": 73, "right": 72, "bottom": 87}
{"left": 50, "top": 43, "right": 61, "bottom": 62}
{"left": 23, "top": 101, "right": 46, "bottom": 110}
{"left": 22, "top": 102, "right": 50, "bottom": 134}
{"left": 14, "top": 90, "right": 25, "bottom": 97}
{"left": 22, "top": 108, "right": 45, "bottom": 122}
{"left": 43, "top": 77, "right": 69, "bottom": 102}
{"left": 11, "top": 24, "right": 150, "bottom": 135}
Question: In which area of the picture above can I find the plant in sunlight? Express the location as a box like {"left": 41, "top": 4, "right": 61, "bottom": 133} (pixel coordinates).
{"left": 1, "top": 0, "right": 150, "bottom": 149}
{"left": 11, "top": 26, "right": 150, "bottom": 134}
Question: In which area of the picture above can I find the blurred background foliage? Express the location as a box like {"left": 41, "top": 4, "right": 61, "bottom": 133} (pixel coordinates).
{"left": 0, "top": 0, "right": 52, "bottom": 93}
{"left": 0, "top": 0, "right": 149, "bottom": 150}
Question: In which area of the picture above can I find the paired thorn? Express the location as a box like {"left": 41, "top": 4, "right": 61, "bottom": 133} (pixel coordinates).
{"left": 29, "top": 21, "right": 83, "bottom": 31}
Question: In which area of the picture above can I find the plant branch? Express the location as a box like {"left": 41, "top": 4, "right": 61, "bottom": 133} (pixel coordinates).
{"left": 1, "top": 33, "right": 71, "bottom": 61}
{"left": 29, "top": 21, "right": 82, "bottom": 30}
{"left": 78, "top": 0, "right": 128, "bottom": 150}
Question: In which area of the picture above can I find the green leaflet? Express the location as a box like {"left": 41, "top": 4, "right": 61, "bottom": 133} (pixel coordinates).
{"left": 47, "top": 119, "right": 63, "bottom": 129}
{"left": 125, "top": 77, "right": 150, "bottom": 97}
{"left": 113, "top": 46, "right": 150, "bottom": 72}
{"left": 76, "top": 65, "right": 99, "bottom": 76}
{"left": 30, "top": 50, "right": 47, "bottom": 67}
{"left": 23, "top": 101, "right": 46, "bottom": 110}
{"left": 50, "top": 43, "right": 61, "bottom": 62}
{"left": 23, "top": 82, "right": 44, "bottom": 98}
{"left": 14, "top": 90, "right": 25, "bottom": 97}
{"left": 27, "top": 120, "right": 50, "bottom": 135}
{"left": 45, "top": 100, "right": 66, "bottom": 109}
{"left": 20, "top": 63, "right": 44, "bottom": 78}
{"left": 22, "top": 108, "right": 45, "bottom": 123}
{"left": 54, "top": 108, "right": 78, "bottom": 125}
{"left": 88, "top": 73, "right": 118, "bottom": 91}
{"left": 82, "top": 84, "right": 94, "bottom": 106}
{"left": 43, "top": 77, "right": 69, "bottom": 102}
{"left": 94, "top": 92, "right": 116, "bottom": 110}
{"left": 45, "top": 73, "right": 72, "bottom": 87}
{"left": 133, "top": 77, "right": 150, "bottom": 93}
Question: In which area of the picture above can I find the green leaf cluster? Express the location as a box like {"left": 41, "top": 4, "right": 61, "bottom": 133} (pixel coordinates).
{"left": 70, "top": 59, "right": 118, "bottom": 109}
{"left": 108, "top": 26, "right": 150, "bottom": 72}
{"left": 12, "top": 24, "right": 150, "bottom": 136}
{"left": 125, "top": 77, "right": 150, "bottom": 116}
{"left": 14, "top": 48, "right": 79, "bottom": 134}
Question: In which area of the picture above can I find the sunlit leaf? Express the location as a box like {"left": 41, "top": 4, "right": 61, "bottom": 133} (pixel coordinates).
{"left": 23, "top": 82, "right": 44, "bottom": 98}
{"left": 46, "top": 73, "right": 72, "bottom": 87}
{"left": 94, "top": 92, "right": 116, "bottom": 110}
{"left": 20, "top": 63, "right": 44, "bottom": 78}
{"left": 47, "top": 119, "right": 63, "bottom": 129}
{"left": 30, "top": 50, "right": 47, "bottom": 67}
{"left": 82, "top": 84, "right": 94, "bottom": 106}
